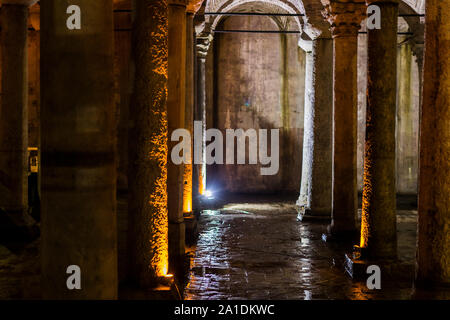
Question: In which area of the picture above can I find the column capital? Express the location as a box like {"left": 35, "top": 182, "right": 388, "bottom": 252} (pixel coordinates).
{"left": 0, "top": 0, "right": 37, "bottom": 6}
{"left": 298, "top": 36, "right": 313, "bottom": 53}
{"left": 196, "top": 34, "right": 213, "bottom": 59}
{"left": 321, "top": 0, "right": 366, "bottom": 38}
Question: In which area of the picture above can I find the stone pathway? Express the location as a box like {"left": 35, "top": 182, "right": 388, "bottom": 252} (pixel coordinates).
{"left": 184, "top": 194, "right": 429, "bottom": 300}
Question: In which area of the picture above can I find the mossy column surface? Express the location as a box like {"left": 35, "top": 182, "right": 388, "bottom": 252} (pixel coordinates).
{"left": 128, "top": 0, "right": 170, "bottom": 287}
{"left": 41, "top": 0, "right": 117, "bottom": 298}
{"left": 322, "top": 0, "right": 365, "bottom": 235}
{"left": 297, "top": 37, "right": 333, "bottom": 220}
{"left": 417, "top": 0, "right": 450, "bottom": 287}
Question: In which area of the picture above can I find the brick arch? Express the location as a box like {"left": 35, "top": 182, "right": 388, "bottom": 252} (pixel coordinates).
{"left": 206, "top": 0, "right": 305, "bottom": 31}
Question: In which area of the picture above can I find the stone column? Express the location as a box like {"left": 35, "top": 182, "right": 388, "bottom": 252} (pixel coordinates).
{"left": 417, "top": 0, "right": 450, "bottom": 287}
{"left": 183, "top": 11, "right": 195, "bottom": 216}
{"left": 358, "top": 0, "right": 398, "bottom": 259}
{"left": 297, "top": 36, "right": 333, "bottom": 220}
{"left": 41, "top": 0, "right": 117, "bottom": 299}
{"left": 0, "top": 0, "right": 36, "bottom": 227}
{"left": 168, "top": 0, "right": 187, "bottom": 274}
{"left": 193, "top": 36, "right": 211, "bottom": 199}
{"left": 128, "top": 0, "right": 169, "bottom": 287}
{"left": 322, "top": 0, "right": 365, "bottom": 237}
{"left": 396, "top": 37, "right": 418, "bottom": 194}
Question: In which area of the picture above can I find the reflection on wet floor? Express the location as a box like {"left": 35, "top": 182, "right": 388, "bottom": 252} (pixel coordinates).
{"left": 184, "top": 194, "right": 444, "bottom": 300}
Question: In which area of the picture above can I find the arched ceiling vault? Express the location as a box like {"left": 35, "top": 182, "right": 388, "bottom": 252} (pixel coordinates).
{"left": 206, "top": 0, "right": 305, "bottom": 32}
{"left": 201, "top": 0, "right": 425, "bottom": 40}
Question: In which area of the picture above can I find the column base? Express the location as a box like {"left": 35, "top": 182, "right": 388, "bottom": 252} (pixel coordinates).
{"left": 296, "top": 206, "right": 331, "bottom": 222}
{"left": 169, "top": 221, "right": 186, "bottom": 278}
{"left": 344, "top": 252, "right": 412, "bottom": 282}
{"left": 184, "top": 212, "right": 198, "bottom": 246}
{"left": 119, "top": 277, "right": 182, "bottom": 300}
{"left": 321, "top": 224, "right": 358, "bottom": 242}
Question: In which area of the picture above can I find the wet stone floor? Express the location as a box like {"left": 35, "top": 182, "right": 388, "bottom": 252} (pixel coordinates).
{"left": 184, "top": 194, "right": 445, "bottom": 300}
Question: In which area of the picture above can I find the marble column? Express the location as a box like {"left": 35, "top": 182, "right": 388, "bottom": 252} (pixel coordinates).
{"left": 322, "top": 0, "right": 365, "bottom": 236}
{"left": 194, "top": 36, "right": 211, "bottom": 198}
{"left": 128, "top": 0, "right": 169, "bottom": 287}
{"left": 0, "top": 0, "right": 36, "bottom": 221}
{"left": 358, "top": 0, "right": 399, "bottom": 259}
{"left": 297, "top": 36, "right": 333, "bottom": 220}
{"left": 183, "top": 11, "right": 195, "bottom": 216}
{"left": 41, "top": 0, "right": 117, "bottom": 298}
{"left": 417, "top": 0, "right": 450, "bottom": 287}
{"left": 168, "top": 0, "right": 187, "bottom": 274}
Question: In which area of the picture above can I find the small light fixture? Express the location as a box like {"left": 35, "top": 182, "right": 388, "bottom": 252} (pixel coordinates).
{"left": 204, "top": 190, "right": 214, "bottom": 199}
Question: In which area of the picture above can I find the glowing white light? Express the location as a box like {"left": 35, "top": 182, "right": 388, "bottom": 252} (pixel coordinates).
{"left": 204, "top": 190, "right": 213, "bottom": 198}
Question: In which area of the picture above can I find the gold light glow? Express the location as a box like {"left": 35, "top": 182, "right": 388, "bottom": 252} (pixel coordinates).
{"left": 183, "top": 164, "right": 193, "bottom": 213}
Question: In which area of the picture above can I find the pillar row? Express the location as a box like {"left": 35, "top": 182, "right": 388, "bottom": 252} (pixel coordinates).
{"left": 417, "top": 0, "right": 450, "bottom": 287}
{"left": 41, "top": 0, "right": 117, "bottom": 299}
{"left": 128, "top": 0, "right": 169, "bottom": 288}
{"left": 297, "top": 36, "right": 333, "bottom": 220}
{"left": 322, "top": 0, "right": 366, "bottom": 236}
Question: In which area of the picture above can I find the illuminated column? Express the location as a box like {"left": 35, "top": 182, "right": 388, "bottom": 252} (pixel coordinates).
{"left": 0, "top": 0, "right": 36, "bottom": 223}
{"left": 297, "top": 36, "right": 333, "bottom": 220}
{"left": 41, "top": 0, "right": 117, "bottom": 298}
{"left": 194, "top": 35, "right": 211, "bottom": 199}
{"left": 183, "top": 10, "right": 195, "bottom": 216}
{"left": 168, "top": 0, "right": 187, "bottom": 274}
{"left": 358, "top": 0, "right": 399, "bottom": 259}
{"left": 417, "top": 0, "right": 450, "bottom": 287}
{"left": 128, "top": 0, "right": 169, "bottom": 287}
{"left": 322, "top": 0, "right": 365, "bottom": 236}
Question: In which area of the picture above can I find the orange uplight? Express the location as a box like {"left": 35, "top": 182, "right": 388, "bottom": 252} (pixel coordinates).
{"left": 183, "top": 163, "right": 193, "bottom": 213}
{"left": 360, "top": 141, "right": 373, "bottom": 249}
{"left": 199, "top": 171, "right": 205, "bottom": 195}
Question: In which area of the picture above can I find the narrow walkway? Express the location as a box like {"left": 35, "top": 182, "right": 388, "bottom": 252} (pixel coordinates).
{"left": 184, "top": 194, "right": 420, "bottom": 300}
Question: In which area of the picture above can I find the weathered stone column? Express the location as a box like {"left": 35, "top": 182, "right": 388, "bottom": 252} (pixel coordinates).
{"left": 128, "top": 0, "right": 169, "bottom": 287}
{"left": 183, "top": 10, "right": 195, "bottom": 216}
{"left": 297, "top": 36, "right": 333, "bottom": 220}
{"left": 322, "top": 0, "right": 365, "bottom": 236}
{"left": 0, "top": 0, "right": 36, "bottom": 225}
{"left": 41, "top": 0, "right": 117, "bottom": 298}
{"left": 358, "top": 0, "right": 398, "bottom": 259}
{"left": 416, "top": 0, "right": 450, "bottom": 287}
{"left": 396, "top": 37, "right": 418, "bottom": 194}
{"left": 168, "top": 0, "right": 187, "bottom": 274}
{"left": 193, "top": 36, "right": 211, "bottom": 198}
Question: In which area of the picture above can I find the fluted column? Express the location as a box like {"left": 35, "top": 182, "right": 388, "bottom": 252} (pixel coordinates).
{"left": 417, "top": 0, "right": 450, "bottom": 287}
{"left": 322, "top": 0, "right": 365, "bottom": 236}
{"left": 297, "top": 36, "right": 333, "bottom": 220}
{"left": 41, "top": 0, "right": 117, "bottom": 299}
{"left": 168, "top": 0, "right": 187, "bottom": 274}
{"left": 128, "top": 0, "right": 169, "bottom": 288}
{"left": 358, "top": 0, "right": 399, "bottom": 259}
{"left": 0, "top": 0, "right": 36, "bottom": 221}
